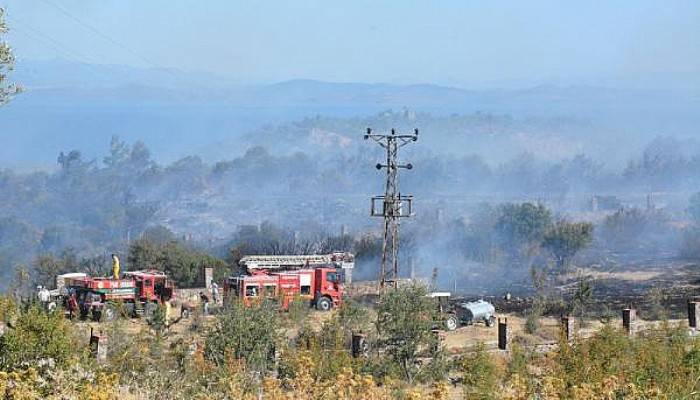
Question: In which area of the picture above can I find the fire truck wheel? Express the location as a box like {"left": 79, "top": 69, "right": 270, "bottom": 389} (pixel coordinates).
{"left": 144, "top": 302, "right": 158, "bottom": 320}
{"left": 316, "top": 297, "right": 332, "bottom": 312}
{"left": 102, "top": 304, "right": 118, "bottom": 322}
{"left": 444, "top": 315, "right": 459, "bottom": 331}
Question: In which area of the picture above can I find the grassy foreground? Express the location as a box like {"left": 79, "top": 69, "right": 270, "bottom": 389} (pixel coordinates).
{"left": 1, "top": 290, "right": 699, "bottom": 399}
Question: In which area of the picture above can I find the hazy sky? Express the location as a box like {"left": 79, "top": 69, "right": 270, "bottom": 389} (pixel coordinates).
{"left": 2, "top": 1, "right": 699, "bottom": 88}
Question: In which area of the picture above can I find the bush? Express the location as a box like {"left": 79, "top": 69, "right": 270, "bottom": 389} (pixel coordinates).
{"left": 280, "top": 317, "right": 354, "bottom": 383}
{"left": 457, "top": 344, "right": 500, "bottom": 399}
{"left": 0, "top": 305, "right": 73, "bottom": 371}
{"left": 375, "top": 283, "right": 439, "bottom": 383}
{"left": 204, "top": 299, "right": 280, "bottom": 374}
{"left": 285, "top": 294, "right": 311, "bottom": 327}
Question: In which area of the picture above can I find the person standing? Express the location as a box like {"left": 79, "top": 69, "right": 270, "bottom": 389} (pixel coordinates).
{"left": 199, "top": 291, "right": 210, "bottom": 315}
{"left": 111, "top": 254, "right": 120, "bottom": 279}
{"left": 67, "top": 290, "right": 78, "bottom": 320}
{"left": 210, "top": 281, "right": 219, "bottom": 304}
{"left": 37, "top": 285, "right": 51, "bottom": 311}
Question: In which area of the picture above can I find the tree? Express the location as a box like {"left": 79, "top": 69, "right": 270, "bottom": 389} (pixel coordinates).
{"left": 542, "top": 220, "right": 594, "bottom": 269}
{"left": 141, "top": 225, "right": 176, "bottom": 244}
{"left": 57, "top": 150, "right": 86, "bottom": 172}
{"left": 103, "top": 136, "right": 131, "bottom": 168}
{"left": 32, "top": 254, "right": 64, "bottom": 288}
{"left": 375, "top": 283, "right": 439, "bottom": 383}
{"left": 129, "top": 140, "right": 155, "bottom": 173}
{"left": 495, "top": 202, "right": 553, "bottom": 265}
{"left": 8, "top": 265, "right": 31, "bottom": 300}
{"left": 353, "top": 233, "right": 382, "bottom": 261}
{"left": 128, "top": 238, "right": 228, "bottom": 287}
{"left": 0, "top": 8, "right": 19, "bottom": 106}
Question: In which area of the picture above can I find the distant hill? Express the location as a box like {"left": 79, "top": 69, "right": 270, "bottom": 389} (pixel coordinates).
{"left": 1, "top": 59, "right": 698, "bottom": 169}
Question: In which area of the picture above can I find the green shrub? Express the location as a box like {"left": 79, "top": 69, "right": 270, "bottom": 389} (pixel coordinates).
{"left": 204, "top": 299, "right": 280, "bottom": 374}
{"left": 375, "top": 283, "right": 439, "bottom": 383}
{"left": 458, "top": 344, "right": 499, "bottom": 399}
{"left": 0, "top": 305, "right": 73, "bottom": 370}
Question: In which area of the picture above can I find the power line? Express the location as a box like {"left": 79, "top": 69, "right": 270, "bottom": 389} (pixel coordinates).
{"left": 7, "top": 15, "right": 100, "bottom": 66}
{"left": 37, "top": 0, "right": 159, "bottom": 69}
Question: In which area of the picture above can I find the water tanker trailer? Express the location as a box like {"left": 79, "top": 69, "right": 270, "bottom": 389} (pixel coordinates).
{"left": 457, "top": 300, "right": 496, "bottom": 327}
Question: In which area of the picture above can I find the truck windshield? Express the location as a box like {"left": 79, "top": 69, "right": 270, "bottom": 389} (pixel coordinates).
{"left": 326, "top": 272, "right": 338, "bottom": 283}
{"left": 245, "top": 285, "right": 258, "bottom": 297}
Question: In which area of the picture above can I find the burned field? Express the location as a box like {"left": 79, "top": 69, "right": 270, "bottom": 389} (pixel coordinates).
{"left": 563, "top": 260, "right": 700, "bottom": 319}
{"left": 456, "top": 259, "right": 700, "bottom": 320}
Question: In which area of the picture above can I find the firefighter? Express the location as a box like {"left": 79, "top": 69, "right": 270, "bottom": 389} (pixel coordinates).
{"left": 111, "top": 253, "right": 120, "bottom": 279}
{"left": 199, "top": 291, "right": 210, "bottom": 315}
{"left": 164, "top": 296, "right": 173, "bottom": 328}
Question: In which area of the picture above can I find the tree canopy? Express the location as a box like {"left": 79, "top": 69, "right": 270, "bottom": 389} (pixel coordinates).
{"left": 542, "top": 220, "right": 594, "bottom": 269}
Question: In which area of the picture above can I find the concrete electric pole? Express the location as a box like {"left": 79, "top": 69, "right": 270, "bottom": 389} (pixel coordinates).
{"left": 364, "top": 127, "right": 418, "bottom": 291}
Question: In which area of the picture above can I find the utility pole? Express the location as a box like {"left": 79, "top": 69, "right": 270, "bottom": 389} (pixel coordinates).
{"left": 365, "top": 127, "right": 418, "bottom": 291}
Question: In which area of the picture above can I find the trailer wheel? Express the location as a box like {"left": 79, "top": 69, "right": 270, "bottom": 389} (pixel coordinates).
{"left": 486, "top": 315, "right": 496, "bottom": 327}
{"left": 316, "top": 297, "right": 332, "bottom": 311}
{"left": 444, "top": 315, "right": 459, "bottom": 331}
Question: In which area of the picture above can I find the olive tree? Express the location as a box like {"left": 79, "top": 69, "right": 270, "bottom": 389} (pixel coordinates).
{"left": 542, "top": 220, "right": 594, "bottom": 270}
{"left": 495, "top": 202, "right": 553, "bottom": 266}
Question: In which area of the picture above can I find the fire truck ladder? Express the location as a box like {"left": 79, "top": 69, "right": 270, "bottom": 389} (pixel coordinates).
{"left": 240, "top": 253, "right": 353, "bottom": 271}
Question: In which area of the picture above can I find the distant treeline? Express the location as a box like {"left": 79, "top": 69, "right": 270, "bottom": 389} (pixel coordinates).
{"left": 1, "top": 131, "right": 700, "bottom": 291}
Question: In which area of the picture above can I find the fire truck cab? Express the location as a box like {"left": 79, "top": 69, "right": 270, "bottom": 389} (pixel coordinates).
{"left": 225, "top": 267, "right": 342, "bottom": 311}
{"left": 124, "top": 270, "right": 174, "bottom": 303}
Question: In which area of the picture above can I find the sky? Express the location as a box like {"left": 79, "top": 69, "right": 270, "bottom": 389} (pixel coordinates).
{"left": 2, "top": 1, "right": 699, "bottom": 89}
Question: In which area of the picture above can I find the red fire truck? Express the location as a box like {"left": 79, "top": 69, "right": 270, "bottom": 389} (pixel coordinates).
{"left": 66, "top": 270, "right": 175, "bottom": 321}
{"left": 224, "top": 254, "right": 347, "bottom": 311}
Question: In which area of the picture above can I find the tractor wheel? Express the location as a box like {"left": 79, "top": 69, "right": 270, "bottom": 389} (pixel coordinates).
{"left": 102, "top": 304, "right": 118, "bottom": 322}
{"left": 144, "top": 302, "right": 158, "bottom": 320}
{"left": 123, "top": 303, "right": 136, "bottom": 318}
{"left": 316, "top": 297, "right": 332, "bottom": 312}
{"left": 444, "top": 315, "right": 459, "bottom": 331}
